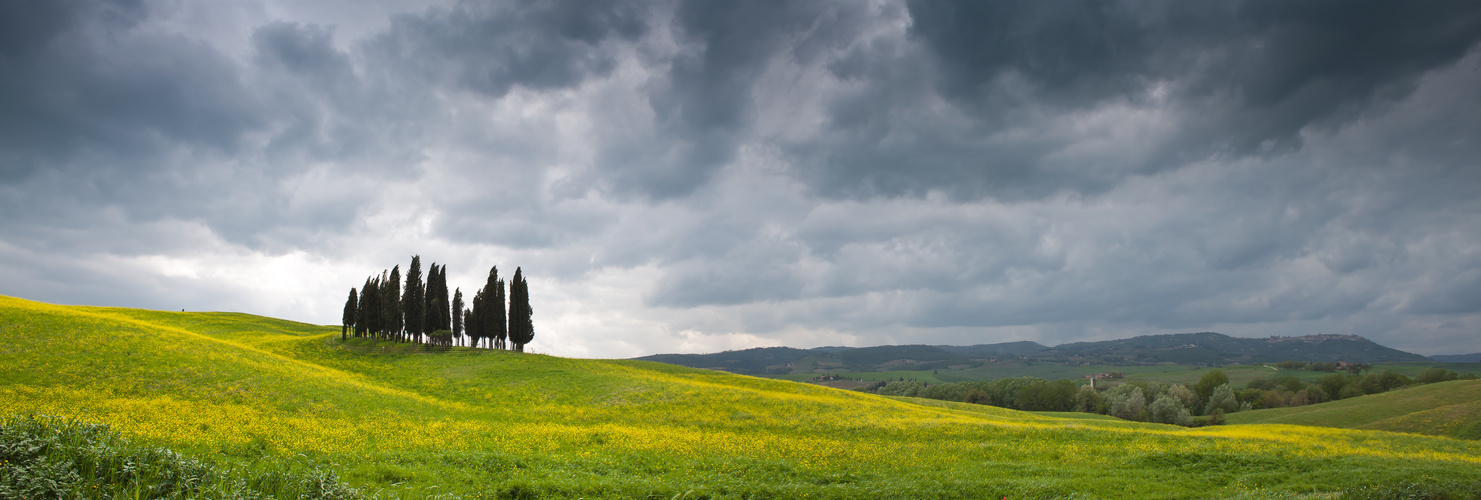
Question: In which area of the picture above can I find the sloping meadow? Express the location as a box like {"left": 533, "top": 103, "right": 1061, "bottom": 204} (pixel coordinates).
{"left": 2, "top": 296, "right": 1479, "bottom": 499}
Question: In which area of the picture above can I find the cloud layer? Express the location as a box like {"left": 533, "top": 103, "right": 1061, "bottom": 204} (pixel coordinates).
{"left": 3, "top": 0, "right": 1480, "bottom": 357}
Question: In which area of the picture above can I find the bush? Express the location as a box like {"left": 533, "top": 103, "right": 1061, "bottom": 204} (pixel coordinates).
{"left": 1276, "top": 360, "right": 1306, "bottom": 370}
{"left": 1017, "top": 379, "right": 1077, "bottom": 412}
{"left": 1203, "top": 384, "right": 1238, "bottom": 415}
{"left": 1106, "top": 384, "right": 1147, "bottom": 422}
{"left": 1317, "top": 373, "right": 1351, "bottom": 400}
{"left": 1072, "top": 385, "right": 1103, "bottom": 413}
{"left": 1149, "top": 395, "right": 1190, "bottom": 426}
{"left": 963, "top": 389, "right": 990, "bottom": 405}
{"left": 1166, "top": 384, "right": 1196, "bottom": 408}
{"left": 877, "top": 381, "right": 926, "bottom": 398}
{"left": 1416, "top": 367, "right": 1460, "bottom": 384}
{"left": 0, "top": 414, "right": 361, "bottom": 500}
{"left": 1194, "top": 370, "right": 1229, "bottom": 403}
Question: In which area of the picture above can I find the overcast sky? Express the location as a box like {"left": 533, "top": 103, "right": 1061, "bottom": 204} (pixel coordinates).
{"left": 3, "top": 0, "right": 1480, "bottom": 358}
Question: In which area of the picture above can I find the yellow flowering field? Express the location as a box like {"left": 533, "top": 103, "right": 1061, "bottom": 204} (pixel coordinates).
{"left": 2, "top": 295, "right": 1479, "bottom": 499}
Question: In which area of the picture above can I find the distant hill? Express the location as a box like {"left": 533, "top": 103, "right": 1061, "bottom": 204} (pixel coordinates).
{"left": 1034, "top": 332, "right": 1429, "bottom": 365}
{"left": 1224, "top": 379, "right": 1481, "bottom": 440}
{"left": 635, "top": 341, "right": 1048, "bottom": 375}
{"left": 1430, "top": 353, "right": 1481, "bottom": 363}
{"left": 637, "top": 332, "right": 1428, "bottom": 374}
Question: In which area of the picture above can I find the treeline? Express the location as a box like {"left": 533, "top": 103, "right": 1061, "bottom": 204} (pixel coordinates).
{"left": 340, "top": 255, "right": 534, "bottom": 352}
{"left": 863, "top": 367, "right": 1477, "bottom": 426}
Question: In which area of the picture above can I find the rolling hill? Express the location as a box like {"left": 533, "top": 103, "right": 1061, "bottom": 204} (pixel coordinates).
{"left": 639, "top": 332, "right": 1428, "bottom": 376}
{"left": 3, "top": 295, "right": 1480, "bottom": 499}
{"left": 1223, "top": 379, "right": 1481, "bottom": 440}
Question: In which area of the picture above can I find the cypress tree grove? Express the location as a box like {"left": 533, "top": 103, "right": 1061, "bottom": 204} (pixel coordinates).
{"left": 403, "top": 256, "right": 424, "bottom": 344}
{"left": 509, "top": 267, "right": 534, "bottom": 352}
{"left": 451, "top": 288, "right": 464, "bottom": 347}
{"left": 342, "top": 288, "right": 357, "bottom": 341}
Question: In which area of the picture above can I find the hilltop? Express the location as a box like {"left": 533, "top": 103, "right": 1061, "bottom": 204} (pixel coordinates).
{"left": 2, "top": 295, "right": 1480, "bottom": 499}
{"left": 637, "top": 332, "right": 1428, "bottom": 375}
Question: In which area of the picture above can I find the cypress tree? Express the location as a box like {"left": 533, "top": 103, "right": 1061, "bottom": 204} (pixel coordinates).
{"left": 342, "top": 288, "right": 357, "bottom": 341}
{"left": 403, "top": 256, "right": 424, "bottom": 344}
{"left": 436, "top": 265, "right": 452, "bottom": 332}
{"left": 387, "top": 266, "right": 402, "bottom": 341}
{"left": 469, "top": 288, "right": 484, "bottom": 349}
{"left": 367, "top": 275, "right": 384, "bottom": 338}
{"left": 356, "top": 278, "right": 371, "bottom": 337}
{"left": 451, "top": 288, "right": 464, "bottom": 347}
{"left": 462, "top": 308, "right": 475, "bottom": 348}
{"left": 509, "top": 267, "right": 534, "bottom": 352}
{"left": 479, "top": 266, "right": 504, "bottom": 350}
{"left": 421, "top": 263, "right": 434, "bottom": 336}
{"left": 427, "top": 264, "right": 446, "bottom": 333}
{"left": 493, "top": 277, "right": 506, "bottom": 349}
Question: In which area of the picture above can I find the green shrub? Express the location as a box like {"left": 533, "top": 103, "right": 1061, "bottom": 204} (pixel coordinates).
{"left": 1416, "top": 367, "right": 1460, "bottom": 384}
{"left": 0, "top": 414, "right": 361, "bottom": 500}
{"left": 1203, "top": 384, "right": 1238, "bottom": 415}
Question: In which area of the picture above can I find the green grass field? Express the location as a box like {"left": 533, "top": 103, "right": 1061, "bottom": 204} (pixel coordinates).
{"left": 3, "top": 295, "right": 1481, "bottom": 499}
{"left": 1224, "top": 379, "right": 1481, "bottom": 440}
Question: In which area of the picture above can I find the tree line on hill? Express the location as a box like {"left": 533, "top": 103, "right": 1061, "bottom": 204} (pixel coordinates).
{"left": 865, "top": 365, "right": 1476, "bottom": 426}
{"left": 339, "top": 255, "right": 534, "bottom": 352}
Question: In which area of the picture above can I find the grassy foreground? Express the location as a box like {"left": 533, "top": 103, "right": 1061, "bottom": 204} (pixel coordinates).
{"left": 2, "top": 295, "right": 1480, "bottom": 499}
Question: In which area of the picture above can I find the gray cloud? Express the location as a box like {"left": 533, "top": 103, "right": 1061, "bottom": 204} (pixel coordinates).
{"left": 786, "top": 0, "right": 1481, "bottom": 200}
{"left": 367, "top": 0, "right": 646, "bottom": 98}
{"left": 2, "top": 0, "right": 1480, "bottom": 358}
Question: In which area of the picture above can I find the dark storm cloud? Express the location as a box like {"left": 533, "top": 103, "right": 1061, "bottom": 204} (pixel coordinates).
{"left": 367, "top": 0, "right": 647, "bottom": 98}
{"left": 582, "top": 0, "right": 875, "bottom": 199}
{"left": 789, "top": 0, "right": 1481, "bottom": 200}
{"left": 0, "top": 0, "right": 262, "bottom": 181}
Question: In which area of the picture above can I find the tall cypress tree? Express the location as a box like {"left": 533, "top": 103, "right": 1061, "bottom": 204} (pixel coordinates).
{"left": 493, "top": 277, "right": 506, "bottom": 349}
{"left": 386, "top": 266, "right": 402, "bottom": 341}
{"left": 462, "top": 307, "right": 475, "bottom": 348}
{"left": 451, "top": 288, "right": 463, "bottom": 346}
{"left": 427, "top": 264, "right": 446, "bottom": 333}
{"left": 368, "top": 275, "right": 384, "bottom": 338}
{"left": 509, "top": 267, "right": 534, "bottom": 352}
{"left": 342, "top": 288, "right": 357, "bottom": 341}
{"left": 356, "top": 278, "right": 371, "bottom": 337}
{"left": 436, "top": 265, "right": 451, "bottom": 332}
{"left": 478, "top": 266, "right": 504, "bottom": 350}
{"left": 469, "top": 288, "right": 484, "bottom": 349}
{"left": 403, "top": 256, "right": 424, "bottom": 344}
{"left": 421, "top": 263, "right": 433, "bottom": 335}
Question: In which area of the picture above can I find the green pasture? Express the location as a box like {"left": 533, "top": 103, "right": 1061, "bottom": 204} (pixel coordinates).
{"left": 1224, "top": 379, "right": 1481, "bottom": 440}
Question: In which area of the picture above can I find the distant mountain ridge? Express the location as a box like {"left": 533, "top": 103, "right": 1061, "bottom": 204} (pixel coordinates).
{"left": 1430, "top": 353, "right": 1481, "bottom": 363}
{"left": 634, "top": 332, "right": 1428, "bottom": 375}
